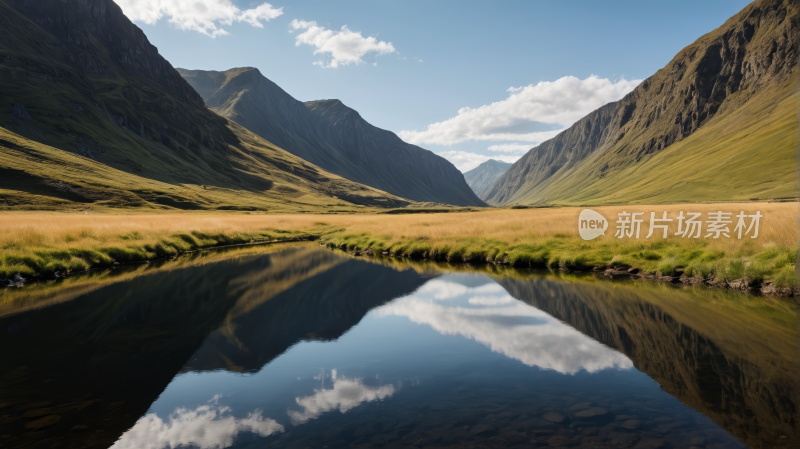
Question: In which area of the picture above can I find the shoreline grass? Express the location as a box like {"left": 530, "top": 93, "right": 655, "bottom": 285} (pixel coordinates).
{"left": 0, "top": 202, "right": 796, "bottom": 290}
{"left": 0, "top": 213, "right": 325, "bottom": 279}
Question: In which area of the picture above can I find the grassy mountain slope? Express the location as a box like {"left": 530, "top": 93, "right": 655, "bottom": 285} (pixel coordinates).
{"left": 0, "top": 0, "right": 409, "bottom": 211}
{"left": 485, "top": 0, "right": 798, "bottom": 205}
{"left": 178, "top": 67, "right": 487, "bottom": 207}
{"left": 464, "top": 159, "right": 512, "bottom": 199}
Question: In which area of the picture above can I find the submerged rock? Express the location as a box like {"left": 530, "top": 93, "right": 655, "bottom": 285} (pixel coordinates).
{"left": 543, "top": 412, "right": 566, "bottom": 423}
{"left": 574, "top": 407, "right": 609, "bottom": 418}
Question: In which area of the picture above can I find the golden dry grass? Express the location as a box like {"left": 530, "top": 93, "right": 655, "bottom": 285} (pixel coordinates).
{"left": 0, "top": 201, "right": 796, "bottom": 285}
{"left": 0, "top": 202, "right": 795, "bottom": 249}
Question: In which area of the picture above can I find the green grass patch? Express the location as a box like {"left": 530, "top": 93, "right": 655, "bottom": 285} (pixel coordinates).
{"left": 318, "top": 230, "right": 796, "bottom": 289}
{"left": 0, "top": 228, "right": 317, "bottom": 280}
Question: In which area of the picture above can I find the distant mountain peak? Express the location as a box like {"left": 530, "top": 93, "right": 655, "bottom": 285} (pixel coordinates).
{"left": 304, "top": 99, "right": 361, "bottom": 121}
{"left": 464, "top": 159, "right": 512, "bottom": 200}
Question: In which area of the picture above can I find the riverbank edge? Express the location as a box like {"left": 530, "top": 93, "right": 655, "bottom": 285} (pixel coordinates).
{"left": 2, "top": 235, "right": 320, "bottom": 287}
{"left": 322, "top": 243, "right": 799, "bottom": 298}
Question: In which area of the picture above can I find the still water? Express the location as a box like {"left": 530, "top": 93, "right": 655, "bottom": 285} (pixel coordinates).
{"left": 1, "top": 243, "right": 797, "bottom": 448}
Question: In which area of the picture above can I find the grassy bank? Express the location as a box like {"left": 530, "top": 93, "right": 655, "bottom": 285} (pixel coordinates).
{"left": 316, "top": 202, "right": 798, "bottom": 289}
{"left": 0, "top": 201, "right": 796, "bottom": 289}
{"left": 0, "top": 213, "right": 327, "bottom": 279}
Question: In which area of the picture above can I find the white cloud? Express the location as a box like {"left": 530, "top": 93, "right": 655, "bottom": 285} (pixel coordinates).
{"left": 487, "top": 143, "right": 534, "bottom": 154}
{"left": 114, "top": 0, "right": 283, "bottom": 37}
{"left": 112, "top": 396, "right": 284, "bottom": 449}
{"left": 436, "top": 151, "right": 522, "bottom": 172}
{"left": 398, "top": 75, "right": 641, "bottom": 146}
{"left": 290, "top": 20, "right": 395, "bottom": 68}
{"left": 417, "top": 280, "right": 505, "bottom": 300}
{"left": 375, "top": 278, "right": 634, "bottom": 374}
{"left": 468, "top": 295, "right": 516, "bottom": 306}
{"left": 288, "top": 374, "right": 395, "bottom": 425}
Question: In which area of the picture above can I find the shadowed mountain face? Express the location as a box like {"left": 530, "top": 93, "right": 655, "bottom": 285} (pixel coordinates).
{"left": 0, "top": 0, "right": 408, "bottom": 210}
{"left": 497, "top": 277, "right": 799, "bottom": 449}
{"left": 0, "top": 245, "right": 435, "bottom": 448}
{"left": 485, "top": 0, "right": 799, "bottom": 205}
{"left": 463, "top": 159, "right": 512, "bottom": 199}
{"left": 177, "top": 67, "right": 487, "bottom": 207}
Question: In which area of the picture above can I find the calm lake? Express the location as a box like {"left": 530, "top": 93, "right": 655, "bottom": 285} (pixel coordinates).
{"left": 1, "top": 243, "right": 796, "bottom": 449}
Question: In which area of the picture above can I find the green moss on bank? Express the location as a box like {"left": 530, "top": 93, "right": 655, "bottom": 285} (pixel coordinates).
{"left": 319, "top": 233, "right": 797, "bottom": 288}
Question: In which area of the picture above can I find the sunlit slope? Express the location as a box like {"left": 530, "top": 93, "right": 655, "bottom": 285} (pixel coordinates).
{"left": 0, "top": 123, "right": 411, "bottom": 211}
{"left": 509, "top": 73, "right": 798, "bottom": 205}
{"left": 0, "top": 0, "right": 409, "bottom": 210}
{"left": 485, "top": 0, "right": 798, "bottom": 205}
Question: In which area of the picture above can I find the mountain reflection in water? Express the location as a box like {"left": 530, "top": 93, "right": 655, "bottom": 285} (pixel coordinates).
{"left": 0, "top": 243, "right": 795, "bottom": 449}
{"left": 373, "top": 279, "right": 633, "bottom": 374}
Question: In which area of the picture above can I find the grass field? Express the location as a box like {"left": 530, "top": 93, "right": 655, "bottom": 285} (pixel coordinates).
{"left": 0, "top": 201, "right": 796, "bottom": 288}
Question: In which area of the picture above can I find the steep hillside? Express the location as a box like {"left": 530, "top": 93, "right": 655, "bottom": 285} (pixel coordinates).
{"left": 0, "top": 0, "right": 409, "bottom": 211}
{"left": 485, "top": 0, "right": 798, "bottom": 205}
{"left": 463, "top": 159, "right": 512, "bottom": 199}
{"left": 178, "top": 67, "right": 486, "bottom": 207}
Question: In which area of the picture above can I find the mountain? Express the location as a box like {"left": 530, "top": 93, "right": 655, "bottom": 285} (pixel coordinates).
{"left": 499, "top": 277, "right": 798, "bottom": 449}
{"left": 0, "top": 0, "right": 409, "bottom": 211}
{"left": 484, "top": 0, "right": 798, "bottom": 206}
{"left": 183, "top": 254, "right": 436, "bottom": 373}
{"left": 463, "top": 159, "right": 512, "bottom": 199}
{"left": 177, "top": 67, "right": 487, "bottom": 207}
{"left": 0, "top": 244, "right": 433, "bottom": 447}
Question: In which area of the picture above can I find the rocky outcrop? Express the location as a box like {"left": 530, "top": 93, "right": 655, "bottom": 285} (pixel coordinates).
{"left": 178, "top": 67, "right": 487, "bottom": 207}
{"left": 463, "top": 159, "right": 512, "bottom": 199}
{"left": 484, "top": 0, "right": 799, "bottom": 205}
{"left": 5, "top": 0, "right": 202, "bottom": 107}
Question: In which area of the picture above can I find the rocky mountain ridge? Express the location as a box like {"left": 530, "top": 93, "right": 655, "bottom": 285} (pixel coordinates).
{"left": 178, "top": 67, "right": 487, "bottom": 207}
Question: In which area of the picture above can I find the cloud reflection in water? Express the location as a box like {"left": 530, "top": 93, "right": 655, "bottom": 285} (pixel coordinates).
{"left": 375, "top": 278, "right": 633, "bottom": 374}
{"left": 288, "top": 370, "right": 395, "bottom": 425}
{"left": 112, "top": 395, "right": 284, "bottom": 449}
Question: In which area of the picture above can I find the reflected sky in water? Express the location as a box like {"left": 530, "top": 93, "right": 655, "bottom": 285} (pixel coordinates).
{"left": 5, "top": 245, "right": 791, "bottom": 449}
{"left": 374, "top": 277, "right": 634, "bottom": 374}
{"left": 112, "top": 272, "right": 745, "bottom": 449}
{"left": 113, "top": 395, "right": 283, "bottom": 449}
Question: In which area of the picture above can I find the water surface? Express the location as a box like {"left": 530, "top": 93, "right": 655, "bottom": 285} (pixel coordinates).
{"left": 1, "top": 244, "right": 796, "bottom": 449}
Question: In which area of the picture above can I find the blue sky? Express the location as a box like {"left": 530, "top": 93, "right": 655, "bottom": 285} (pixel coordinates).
{"left": 117, "top": 0, "right": 752, "bottom": 171}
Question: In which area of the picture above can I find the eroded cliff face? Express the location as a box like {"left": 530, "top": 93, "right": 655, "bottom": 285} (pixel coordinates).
{"left": 7, "top": 0, "right": 203, "bottom": 106}
{"left": 498, "top": 277, "right": 798, "bottom": 449}
{"left": 178, "top": 67, "right": 487, "bottom": 207}
{"left": 2, "top": 0, "right": 221, "bottom": 150}
{"left": 485, "top": 0, "right": 799, "bottom": 205}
